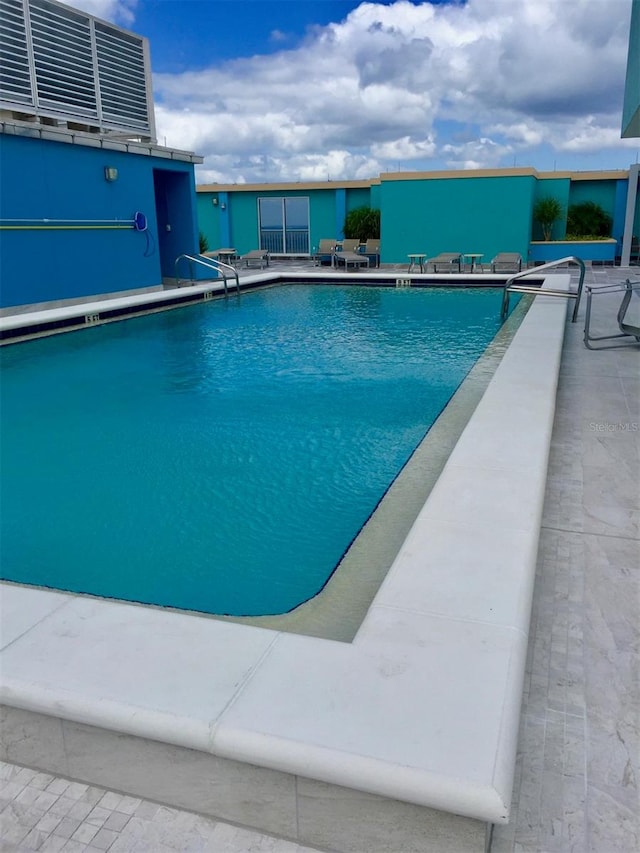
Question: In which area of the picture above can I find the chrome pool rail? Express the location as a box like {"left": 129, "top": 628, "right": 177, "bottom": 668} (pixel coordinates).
{"left": 174, "top": 253, "right": 240, "bottom": 294}
{"left": 583, "top": 279, "right": 640, "bottom": 349}
{"left": 500, "top": 256, "right": 586, "bottom": 322}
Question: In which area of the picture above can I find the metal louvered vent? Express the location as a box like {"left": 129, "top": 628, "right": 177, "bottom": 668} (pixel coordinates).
{"left": 95, "top": 22, "right": 149, "bottom": 130}
{"left": 30, "top": 0, "right": 97, "bottom": 119}
{"left": 0, "top": 0, "right": 155, "bottom": 140}
{"left": 0, "top": 0, "right": 33, "bottom": 106}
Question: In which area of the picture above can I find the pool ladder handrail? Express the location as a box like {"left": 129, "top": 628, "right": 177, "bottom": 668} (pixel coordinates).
{"left": 174, "top": 253, "right": 241, "bottom": 295}
{"left": 500, "top": 256, "right": 586, "bottom": 322}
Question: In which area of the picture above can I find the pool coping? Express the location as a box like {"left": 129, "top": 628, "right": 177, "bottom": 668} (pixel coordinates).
{"left": 0, "top": 273, "right": 569, "bottom": 828}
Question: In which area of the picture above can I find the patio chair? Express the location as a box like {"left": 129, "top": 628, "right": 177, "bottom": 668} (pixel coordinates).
{"left": 314, "top": 239, "right": 336, "bottom": 266}
{"left": 584, "top": 279, "right": 640, "bottom": 349}
{"left": 340, "top": 238, "right": 362, "bottom": 253}
{"left": 240, "top": 249, "right": 270, "bottom": 269}
{"left": 491, "top": 253, "right": 523, "bottom": 273}
{"left": 332, "top": 251, "right": 369, "bottom": 271}
{"left": 362, "top": 239, "right": 380, "bottom": 268}
{"left": 426, "top": 252, "right": 462, "bottom": 273}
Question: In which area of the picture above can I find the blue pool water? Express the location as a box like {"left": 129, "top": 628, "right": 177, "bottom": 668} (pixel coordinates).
{"left": 1, "top": 285, "right": 511, "bottom": 615}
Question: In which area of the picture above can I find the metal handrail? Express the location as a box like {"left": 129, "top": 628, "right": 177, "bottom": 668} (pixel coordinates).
{"left": 500, "top": 256, "right": 586, "bottom": 322}
{"left": 174, "top": 254, "right": 240, "bottom": 295}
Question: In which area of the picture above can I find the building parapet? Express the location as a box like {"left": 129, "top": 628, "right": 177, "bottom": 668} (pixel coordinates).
{"left": 0, "top": 117, "right": 202, "bottom": 163}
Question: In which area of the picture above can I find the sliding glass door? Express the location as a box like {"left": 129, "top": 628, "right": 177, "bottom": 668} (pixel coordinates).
{"left": 258, "top": 197, "right": 309, "bottom": 255}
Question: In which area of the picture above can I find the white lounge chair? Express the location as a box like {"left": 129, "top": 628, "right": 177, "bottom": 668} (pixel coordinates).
{"left": 426, "top": 253, "right": 462, "bottom": 272}
{"left": 491, "top": 253, "right": 523, "bottom": 273}
{"left": 240, "top": 250, "right": 269, "bottom": 269}
{"left": 339, "top": 238, "right": 362, "bottom": 253}
{"left": 332, "top": 252, "right": 369, "bottom": 271}
{"left": 362, "top": 240, "right": 380, "bottom": 267}
{"left": 314, "top": 240, "right": 336, "bottom": 266}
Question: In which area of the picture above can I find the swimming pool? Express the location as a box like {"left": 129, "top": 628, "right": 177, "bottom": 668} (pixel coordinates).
{"left": 1, "top": 270, "right": 572, "bottom": 849}
{"left": 0, "top": 284, "right": 512, "bottom": 616}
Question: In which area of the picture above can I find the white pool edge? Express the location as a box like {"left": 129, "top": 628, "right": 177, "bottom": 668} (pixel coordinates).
{"left": 0, "top": 275, "right": 570, "bottom": 828}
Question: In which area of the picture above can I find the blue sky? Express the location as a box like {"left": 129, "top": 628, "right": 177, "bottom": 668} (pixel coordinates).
{"left": 134, "top": 1, "right": 406, "bottom": 70}
{"left": 73, "top": 0, "right": 638, "bottom": 183}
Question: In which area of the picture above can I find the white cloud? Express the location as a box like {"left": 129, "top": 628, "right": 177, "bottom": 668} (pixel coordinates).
{"left": 371, "top": 136, "right": 437, "bottom": 160}
{"left": 442, "top": 137, "right": 513, "bottom": 170}
{"left": 63, "top": 0, "right": 137, "bottom": 26}
{"left": 488, "top": 123, "right": 544, "bottom": 147}
{"left": 554, "top": 120, "right": 640, "bottom": 153}
{"left": 62, "top": 0, "right": 637, "bottom": 181}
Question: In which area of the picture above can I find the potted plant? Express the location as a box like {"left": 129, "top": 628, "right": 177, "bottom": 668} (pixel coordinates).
{"left": 343, "top": 206, "right": 381, "bottom": 241}
{"left": 566, "top": 201, "right": 612, "bottom": 239}
{"left": 533, "top": 197, "right": 564, "bottom": 241}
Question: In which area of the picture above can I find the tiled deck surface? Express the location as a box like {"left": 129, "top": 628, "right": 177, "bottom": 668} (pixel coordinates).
{"left": 1, "top": 263, "right": 638, "bottom": 852}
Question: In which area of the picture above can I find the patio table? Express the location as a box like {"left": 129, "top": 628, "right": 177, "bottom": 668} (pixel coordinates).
{"left": 216, "top": 248, "right": 237, "bottom": 265}
{"left": 464, "top": 253, "right": 484, "bottom": 272}
{"left": 407, "top": 253, "right": 426, "bottom": 272}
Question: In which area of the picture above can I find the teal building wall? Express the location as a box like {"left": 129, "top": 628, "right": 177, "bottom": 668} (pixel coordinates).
{"left": 568, "top": 179, "right": 617, "bottom": 214}
{"left": 197, "top": 183, "right": 372, "bottom": 254}
{"left": 567, "top": 178, "right": 626, "bottom": 254}
{"left": 345, "top": 187, "right": 372, "bottom": 211}
{"left": 379, "top": 172, "right": 536, "bottom": 264}
{"left": 532, "top": 177, "right": 571, "bottom": 241}
{"left": 196, "top": 169, "right": 632, "bottom": 268}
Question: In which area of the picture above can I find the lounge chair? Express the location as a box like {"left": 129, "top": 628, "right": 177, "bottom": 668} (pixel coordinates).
{"left": 339, "top": 238, "right": 362, "bottom": 253}
{"left": 584, "top": 279, "right": 640, "bottom": 349}
{"left": 426, "top": 253, "right": 462, "bottom": 272}
{"left": 203, "top": 249, "right": 237, "bottom": 264}
{"left": 332, "top": 251, "right": 369, "bottom": 271}
{"left": 240, "top": 249, "right": 269, "bottom": 268}
{"left": 362, "top": 239, "right": 380, "bottom": 268}
{"left": 314, "top": 239, "right": 336, "bottom": 266}
{"left": 491, "top": 253, "right": 523, "bottom": 273}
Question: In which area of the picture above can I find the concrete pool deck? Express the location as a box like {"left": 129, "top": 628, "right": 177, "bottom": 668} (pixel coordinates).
{"left": 1, "top": 264, "right": 638, "bottom": 852}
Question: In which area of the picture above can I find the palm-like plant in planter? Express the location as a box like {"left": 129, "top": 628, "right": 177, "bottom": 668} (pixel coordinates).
{"left": 343, "top": 207, "right": 381, "bottom": 242}
{"left": 533, "top": 197, "right": 564, "bottom": 241}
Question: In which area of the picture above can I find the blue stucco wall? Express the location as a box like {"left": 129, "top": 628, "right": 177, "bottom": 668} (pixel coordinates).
{"left": 0, "top": 133, "right": 199, "bottom": 308}
{"left": 529, "top": 240, "right": 617, "bottom": 263}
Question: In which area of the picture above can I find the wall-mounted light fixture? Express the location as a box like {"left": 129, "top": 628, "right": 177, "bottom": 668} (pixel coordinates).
{"left": 104, "top": 166, "right": 118, "bottom": 182}
{"left": 212, "top": 197, "right": 218, "bottom": 206}
{"left": 220, "top": 202, "right": 226, "bottom": 210}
